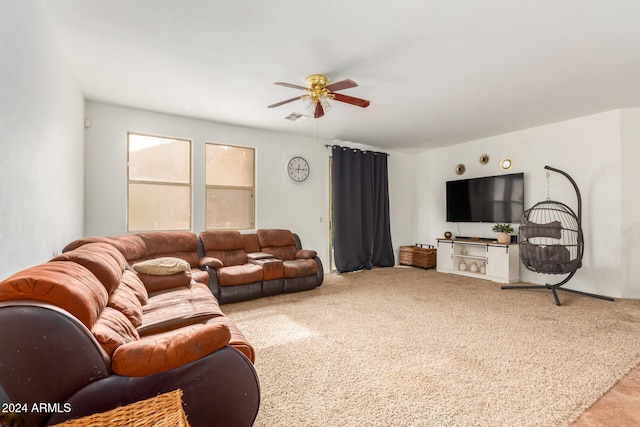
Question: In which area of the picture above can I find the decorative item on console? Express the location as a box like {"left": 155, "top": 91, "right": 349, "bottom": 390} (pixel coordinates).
{"left": 492, "top": 223, "right": 514, "bottom": 244}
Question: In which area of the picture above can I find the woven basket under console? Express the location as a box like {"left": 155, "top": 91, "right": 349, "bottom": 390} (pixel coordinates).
{"left": 50, "top": 389, "right": 189, "bottom": 427}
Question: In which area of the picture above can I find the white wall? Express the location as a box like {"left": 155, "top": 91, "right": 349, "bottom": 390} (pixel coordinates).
{"left": 83, "top": 102, "right": 416, "bottom": 272}
{"left": 0, "top": 0, "right": 84, "bottom": 280}
{"left": 414, "top": 110, "right": 637, "bottom": 298}
{"left": 4, "top": 2, "right": 633, "bottom": 297}
{"left": 620, "top": 108, "right": 640, "bottom": 297}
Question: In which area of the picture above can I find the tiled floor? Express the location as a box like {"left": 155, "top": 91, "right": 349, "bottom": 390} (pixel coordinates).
{"left": 570, "top": 363, "right": 640, "bottom": 426}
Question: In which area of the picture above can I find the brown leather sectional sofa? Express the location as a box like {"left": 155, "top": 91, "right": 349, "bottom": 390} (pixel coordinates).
{"left": 199, "top": 229, "right": 324, "bottom": 303}
{"left": 0, "top": 229, "right": 322, "bottom": 426}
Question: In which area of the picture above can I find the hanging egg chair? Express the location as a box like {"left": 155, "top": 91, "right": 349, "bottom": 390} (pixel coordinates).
{"left": 502, "top": 166, "right": 613, "bottom": 306}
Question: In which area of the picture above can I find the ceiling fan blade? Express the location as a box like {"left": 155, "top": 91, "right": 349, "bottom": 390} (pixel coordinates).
{"left": 314, "top": 102, "right": 324, "bottom": 118}
{"left": 325, "top": 79, "right": 358, "bottom": 92}
{"left": 332, "top": 92, "right": 370, "bottom": 108}
{"left": 274, "top": 81, "right": 308, "bottom": 91}
{"left": 267, "top": 96, "right": 303, "bottom": 108}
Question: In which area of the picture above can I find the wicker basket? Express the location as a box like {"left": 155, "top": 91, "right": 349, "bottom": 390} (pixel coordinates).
{"left": 50, "top": 389, "right": 190, "bottom": 427}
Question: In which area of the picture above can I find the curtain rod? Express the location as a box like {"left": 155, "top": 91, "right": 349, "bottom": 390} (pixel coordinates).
{"left": 325, "top": 144, "right": 390, "bottom": 156}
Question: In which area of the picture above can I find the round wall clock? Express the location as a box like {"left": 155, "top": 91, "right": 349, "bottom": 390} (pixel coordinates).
{"left": 286, "top": 156, "right": 310, "bottom": 182}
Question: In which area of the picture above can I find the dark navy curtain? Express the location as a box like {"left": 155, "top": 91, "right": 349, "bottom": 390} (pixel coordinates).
{"left": 332, "top": 145, "right": 394, "bottom": 273}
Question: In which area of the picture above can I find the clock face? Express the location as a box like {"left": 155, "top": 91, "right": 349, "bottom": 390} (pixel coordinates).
{"left": 287, "top": 156, "right": 310, "bottom": 182}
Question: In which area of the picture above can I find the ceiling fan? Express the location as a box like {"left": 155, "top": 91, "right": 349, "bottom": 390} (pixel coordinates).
{"left": 267, "top": 74, "right": 370, "bottom": 118}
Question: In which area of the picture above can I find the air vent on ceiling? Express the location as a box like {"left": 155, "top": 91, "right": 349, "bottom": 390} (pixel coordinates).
{"left": 284, "top": 113, "right": 308, "bottom": 122}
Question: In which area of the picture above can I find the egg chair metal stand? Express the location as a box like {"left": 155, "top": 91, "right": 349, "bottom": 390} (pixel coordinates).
{"left": 501, "top": 166, "right": 614, "bottom": 306}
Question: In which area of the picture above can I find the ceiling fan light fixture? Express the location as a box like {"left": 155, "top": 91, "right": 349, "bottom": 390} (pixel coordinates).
{"left": 319, "top": 96, "right": 332, "bottom": 111}
{"left": 303, "top": 94, "right": 332, "bottom": 115}
{"left": 268, "top": 73, "right": 369, "bottom": 118}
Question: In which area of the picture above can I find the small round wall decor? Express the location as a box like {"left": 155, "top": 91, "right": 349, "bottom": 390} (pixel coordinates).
{"left": 500, "top": 158, "right": 513, "bottom": 170}
{"left": 286, "top": 156, "right": 310, "bottom": 183}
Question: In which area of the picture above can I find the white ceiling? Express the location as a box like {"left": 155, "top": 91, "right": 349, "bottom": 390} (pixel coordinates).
{"left": 44, "top": 0, "right": 640, "bottom": 152}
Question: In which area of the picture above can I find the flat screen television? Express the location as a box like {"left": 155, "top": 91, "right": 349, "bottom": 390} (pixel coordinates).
{"left": 446, "top": 172, "right": 525, "bottom": 223}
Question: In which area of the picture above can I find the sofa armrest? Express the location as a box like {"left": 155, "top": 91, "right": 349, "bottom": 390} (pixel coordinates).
{"left": 203, "top": 265, "right": 221, "bottom": 300}
{"left": 47, "top": 346, "right": 260, "bottom": 427}
{"left": 296, "top": 249, "right": 318, "bottom": 259}
{"left": 199, "top": 256, "right": 223, "bottom": 269}
{"left": 0, "top": 303, "right": 111, "bottom": 427}
{"left": 112, "top": 323, "right": 231, "bottom": 377}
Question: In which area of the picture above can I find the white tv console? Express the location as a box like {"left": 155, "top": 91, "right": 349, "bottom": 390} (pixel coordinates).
{"left": 436, "top": 238, "right": 519, "bottom": 284}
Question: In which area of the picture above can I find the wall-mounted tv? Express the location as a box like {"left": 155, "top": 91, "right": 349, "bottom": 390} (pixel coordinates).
{"left": 446, "top": 172, "right": 525, "bottom": 223}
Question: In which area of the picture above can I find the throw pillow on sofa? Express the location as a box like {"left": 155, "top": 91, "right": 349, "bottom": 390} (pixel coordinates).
{"left": 132, "top": 257, "right": 193, "bottom": 292}
{"left": 132, "top": 257, "right": 191, "bottom": 275}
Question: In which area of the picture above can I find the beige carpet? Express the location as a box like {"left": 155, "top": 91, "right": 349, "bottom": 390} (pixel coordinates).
{"left": 223, "top": 267, "right": 640, "bottom": 427}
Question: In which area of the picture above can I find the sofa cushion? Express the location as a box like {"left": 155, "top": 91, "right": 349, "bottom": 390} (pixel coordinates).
{"left": 137, "top": 231, "right": 201, "bottom": 268}
{"left": 91, "top": 306, "right": 140, "bottom": 357}
{"left": 145, "top": 283, "right": 221, "bottom": 309}
{"left": 63, "top": 234, "right": 148, "bottom": 261}
{"left": 52, "top": 242, "right": 127, "bottom": 295}
{"left": 256, "top": 229, "right": 297, "bottom": 247}
{"left": 261, "top": 245, "right": 298, "bottom": 261}
{"left": 120, "top": 270, "right": 149, "bottom": 305}
{"left": 190, "top": 268, "right": 209, "bottom": 286}
{"left": 242, "top": 233, "right": 261, "bottom": 253}
{"left": 139, "top": 283, "right": 224, "bottom": 336}
{"left": 217, "top": 264, "right": 263, "bottom": 286}
{"left": 199, "top": 231, "right": 248, "bottom": 266}
{"left": 111, "top": 322, "right": 231, "bottom": 377}
{"left": 108, "top": 286, "right": 143, "bottom": 327}
{"left": 0, "top": 261, "right": 108, "bottom": 329}
{"left": 211, "top": 249, "right": 248, "bottom": 267}
{"left": 283, "top": 259, "right": 318, "bottom": 278}
{"left": 136, "top": 272, "right": 193, "bottom": 292}
{"left": 257, "top": 229, "right": 298, "bottom": 261}
{"left": 132, "top": 257, "right": 191, "bottom": 276}
{"left": 200, "top": 230, "right": 244, "bottom": 251}
{"left": 522, "top": 220, "right": 563, "bottom": 239}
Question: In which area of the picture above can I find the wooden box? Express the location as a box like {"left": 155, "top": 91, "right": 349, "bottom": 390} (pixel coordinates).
{"left": 399, "top": 244, "right": 437, "bottom": 269}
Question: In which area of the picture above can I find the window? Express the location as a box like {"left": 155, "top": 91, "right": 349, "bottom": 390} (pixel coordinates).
{"left": 127, "top": 133, "right": 191, "bottom": 231}
{"left": 205, "top": 143, "right": 255, "bottom": 230}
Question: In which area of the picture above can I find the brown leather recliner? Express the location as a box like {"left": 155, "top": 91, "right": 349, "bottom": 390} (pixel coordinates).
{"left": 198, "top": 229, "right": 323, "bottom": 304}
{"left": 256, "top": 229, "right": 324, "bottom": 293}
{"left": 199, "top": 230, "right": 270, "bottom": 304}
